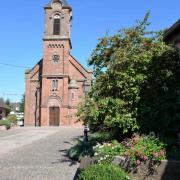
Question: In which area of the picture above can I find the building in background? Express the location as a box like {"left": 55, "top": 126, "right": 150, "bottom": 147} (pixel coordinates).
{"left": 164, "top": 19, "right": 180, "bottom": 50}
{"left": 0, "top": 102, "right": 10, "bottom": 120}
{"left": 25, "top": 0, "right": 92, "bottom": 127}
{"left": 11, "top": 102, "right": 20, "bottom": 113}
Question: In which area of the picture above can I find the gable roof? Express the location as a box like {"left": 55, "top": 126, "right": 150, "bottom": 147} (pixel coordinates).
{"left": 164, "top": 19, "right": 180, "bottom": 42}
{"left": 25, "top": 59, "right": 43, "bottom": 82}
{"left": 0, "top": 102, "right": 10, "bottom": 110}
{"left": 69, "top": 54, "right": 93, "bottom": 79}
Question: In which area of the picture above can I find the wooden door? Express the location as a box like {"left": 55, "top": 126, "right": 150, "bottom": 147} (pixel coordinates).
{"left": 49, "top": 107, "right": 60, "bottom": 126}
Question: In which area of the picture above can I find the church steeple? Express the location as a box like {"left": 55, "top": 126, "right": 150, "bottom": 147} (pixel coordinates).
{"left": 44, "top": 0, "right": 72, "bottom": 45}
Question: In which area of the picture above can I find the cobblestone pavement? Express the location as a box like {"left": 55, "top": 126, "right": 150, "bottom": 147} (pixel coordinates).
{"left": 0, "top": 127, "right": 83, "bottom": 180}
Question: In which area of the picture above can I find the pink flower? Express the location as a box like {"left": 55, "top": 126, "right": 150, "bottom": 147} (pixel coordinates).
{"left": 136, "top": 160, "right": 141, "bottom": 166}
{"left": 143, "top": 155, "right": 148, "bottom": 160}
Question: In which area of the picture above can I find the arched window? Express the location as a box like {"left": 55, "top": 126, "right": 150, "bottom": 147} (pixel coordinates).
{"left": 53, "top": 14, "right": 60, "bottom": 35}
{"left": 52, "top": 79, "right": 58, "bottom": 91}
{"left": 72, "top": 92, "right": 75, "bottom": 100}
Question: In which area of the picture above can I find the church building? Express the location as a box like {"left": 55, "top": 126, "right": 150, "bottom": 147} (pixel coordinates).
{"left": 24, "top": 0, "right": 92, "bottom": 126}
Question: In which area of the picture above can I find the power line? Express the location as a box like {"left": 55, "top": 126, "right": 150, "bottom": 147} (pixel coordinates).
{"left": 0, "top": 62, "right": 30, "bottom": 69}
{"left": 2, "top": 93, "right": 23, "bottom": 96}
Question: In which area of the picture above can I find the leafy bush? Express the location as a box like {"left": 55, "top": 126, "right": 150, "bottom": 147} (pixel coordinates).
{"left": 7, "top": 114, "right": 17, "bottom": 124}
{"left": 69, "top": 132, "right": 113, "bottom": 161}
{"left": 0, "top": 120, "right": 11, "bottom": 129}
{"left": 94, "top": 134, "right": 166, "bottom": 166}
{"left": 94, "top": 141, "right": 126, "bottom": 164}
{"left": 123, "top": 134, "right": 166, "bottom": 165}
{"left": 138, "top": 48, "right": 180, "bottom": 134}
{"left": 79, "top": 164, "right": 130, "bottom": 180}
{"left": 68, "top": 140, "right": 86, "bottom": 161}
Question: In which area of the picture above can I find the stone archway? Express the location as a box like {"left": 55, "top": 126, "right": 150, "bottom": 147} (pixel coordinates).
{"left": 46, "top": 95, "right": 62, "bottom": 126}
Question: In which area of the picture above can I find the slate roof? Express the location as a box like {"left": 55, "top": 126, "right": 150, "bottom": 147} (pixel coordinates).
{"left": 164, "top": 19, "right": 180, "bottom": 41}
{"left": 46, "top": 0, "right": 70, "bottom": 8}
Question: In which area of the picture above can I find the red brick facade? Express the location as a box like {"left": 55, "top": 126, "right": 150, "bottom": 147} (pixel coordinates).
{"left": 24, "top": 0, "right": 92, "bottom": 127}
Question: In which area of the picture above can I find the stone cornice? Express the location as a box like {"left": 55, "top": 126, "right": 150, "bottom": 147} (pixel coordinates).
{"left": 43, "top": 37, "right": 72, "bottom": 49}
{"left": 44, "top": 5, "right": 72, "bottom": 11}
{"left": 42, "top": 74, "right": 69, "bottom": 78}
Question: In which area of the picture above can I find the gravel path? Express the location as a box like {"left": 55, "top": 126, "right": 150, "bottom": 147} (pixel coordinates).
{"left": 0, "top": 127, "right": 83, "bottom": 180}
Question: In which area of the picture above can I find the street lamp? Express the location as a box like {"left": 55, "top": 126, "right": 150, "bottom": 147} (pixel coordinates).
{"left": 83, "top": 79, "right": 91, "bottom": 143}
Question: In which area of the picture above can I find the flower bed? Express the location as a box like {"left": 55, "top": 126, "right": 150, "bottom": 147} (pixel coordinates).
{"left": 72, "top": 133, "right": 180, "bottom": 179}
{"left": 93, "top": 134, "right": 166, "bottom": 167}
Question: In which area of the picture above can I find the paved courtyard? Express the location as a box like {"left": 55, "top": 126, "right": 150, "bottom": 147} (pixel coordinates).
{"left": 0, "top": 127, "right": 83, "bottom": 180}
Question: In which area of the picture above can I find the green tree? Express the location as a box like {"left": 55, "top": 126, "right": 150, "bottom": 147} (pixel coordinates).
{"left": 78, "top": 13, "right": 175, "bottom": 135}
{"left": 19, "top": 94, "right": 25, "bottom": 113}
{"left": 5, "top": 98, "right": 11, "bottom": 106}
{"left": 5, "top": 98, "right": 11, "bottom": 115}
{"left": 137, "top": 48, "right": 180, "bottom": 134}
{"left": 0, "top": 97, "right": 4, "bottom": 104}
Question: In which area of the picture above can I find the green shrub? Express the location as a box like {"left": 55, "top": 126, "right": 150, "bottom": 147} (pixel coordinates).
{"left": 0, "top": 120, "right": 11, "bottom": 129}
{"left": 79, "top": 164, "right": 130, "bottom": 180}
{"left": 69, "top": 132, "right": 113, "bottom": 161}
{"left": 122, "top": 134, "right": 166, "bottom": 166}
{"left": 7, "top": 114, "right": 17, "bottom": 124}
{"left": 94, "top": 140, "right": 126, "bottom": 164}
{"left": 68, "top": 140, "right": 89, "bottom": 161}
{"left": 94, "top": 134, "right": 166, "bottom": 166}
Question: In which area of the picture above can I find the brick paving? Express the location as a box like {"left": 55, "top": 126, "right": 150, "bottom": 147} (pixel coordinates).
{"left": 0, "top": 127, "right": 83, "bottom": 180}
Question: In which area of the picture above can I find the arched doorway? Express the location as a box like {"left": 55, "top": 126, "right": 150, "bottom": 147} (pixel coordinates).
{"left": 49, "top": 106, "right": 60, "bottom": 126}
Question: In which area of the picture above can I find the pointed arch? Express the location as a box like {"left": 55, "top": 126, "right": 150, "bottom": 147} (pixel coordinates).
{"left": 46, "top": 95, "right": 62, "bottom": 108}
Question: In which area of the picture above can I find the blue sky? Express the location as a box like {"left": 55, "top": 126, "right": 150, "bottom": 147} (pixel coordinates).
{"left": 0, "top": 0, "right": 179, "bottom": 102}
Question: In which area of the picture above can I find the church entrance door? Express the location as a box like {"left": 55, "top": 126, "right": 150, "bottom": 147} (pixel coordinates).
{"left": 49, "top": 107, "right": 60, "bottom": 126}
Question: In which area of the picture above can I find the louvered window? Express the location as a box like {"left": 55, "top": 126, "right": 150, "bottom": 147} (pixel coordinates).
{"left": 53, "top": 15, "right": 60, "bottom": 35}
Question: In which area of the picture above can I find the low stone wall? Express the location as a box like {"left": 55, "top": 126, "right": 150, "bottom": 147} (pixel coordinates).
{"left": 112, "top": 156, "right": 180, "bottom": 180}
{"left": 78, "top": 157, "right": 180, "bottom": 180}
{"left": 131, "top": 160, "right": 180, "bottom": 180}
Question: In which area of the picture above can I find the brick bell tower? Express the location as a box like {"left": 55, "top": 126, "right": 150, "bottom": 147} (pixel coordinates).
{"left": 25, "top": 0, "right": 92, "bottom": 127}
{"left": 40, "top": 0, "right": 73, "bottom": 126}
